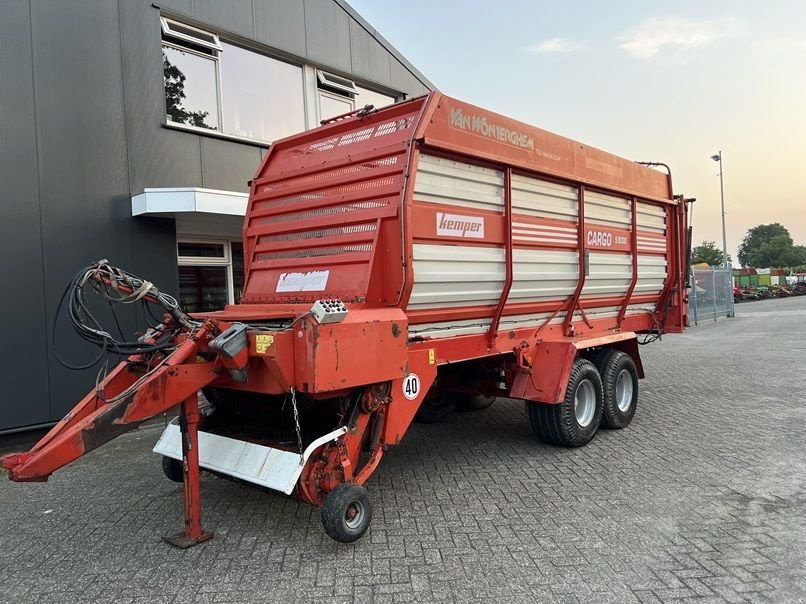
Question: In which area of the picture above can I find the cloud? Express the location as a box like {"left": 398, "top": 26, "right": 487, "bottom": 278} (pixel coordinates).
{"left": 619, "top": 16, "right": 737, "bottom": 60}
{"left": 525, "top": 37, "right": 586, "bottom": 54}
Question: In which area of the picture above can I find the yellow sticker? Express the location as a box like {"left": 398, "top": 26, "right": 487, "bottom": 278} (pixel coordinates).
{"left": 255, "top": 334, "right": 274, "bottom": 354}
{"left": 428, "top": 349, "right": 436, "bottom": 365}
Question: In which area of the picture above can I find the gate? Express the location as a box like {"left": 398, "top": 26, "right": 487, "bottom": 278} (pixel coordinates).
{"left": 688, "top": 268, "right": 735, "bottom": 325}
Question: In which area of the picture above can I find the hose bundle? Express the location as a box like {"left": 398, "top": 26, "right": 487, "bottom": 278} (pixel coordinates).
{"left": 53, "top": 260, "right": 196, "bottom": 370}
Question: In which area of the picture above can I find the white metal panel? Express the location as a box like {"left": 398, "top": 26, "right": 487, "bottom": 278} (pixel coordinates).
{"left": 634, "top": 255, "right": 667, "bottom": 295}
{"left": 637, "top": 234, "right": 667, "bottom": 254}
{"left": 408, "top": 311, "right": 566, "bottom": 339}
{"left": 507, "top": 249, "right": 578, "bottom": 303}
{"left": 511, "top": 174, "right": 577, "bottom": 221}
{"left": 636, "top": 201, "right": 666, "bottom": 233}
{"left": 414, "top": 154, "right": 504, "bottom": 211}
{"left": 585, "top": 190, "right": 631, "bottom": 228}
{"left": 408, "top": 317, "right": 492, "bottom": 338}
{"left": 512, "top": 221, "right": 577, "bottom": 246}
{"left": 582, "top": 303, "right": 657, "bottom": 321}
{"left": 581, "top": 252, "right": 632, "bottom": 299}
{"left": 499, "top": 311, "right": 564, "bottom": 330}
{"left": 409, "top": 244, "right": 504, "bottom": 308}
{"left": 153, "top": 422, "right": 347, "bottom": 495}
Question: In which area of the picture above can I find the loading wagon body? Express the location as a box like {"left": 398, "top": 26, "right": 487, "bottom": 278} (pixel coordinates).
{"left": 2, "top": 93, "right": 688, "bottom": 545}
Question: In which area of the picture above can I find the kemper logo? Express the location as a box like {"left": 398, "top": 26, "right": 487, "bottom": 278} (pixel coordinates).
{"left": 436, "top": 212, "right": 485, "bottom": 238}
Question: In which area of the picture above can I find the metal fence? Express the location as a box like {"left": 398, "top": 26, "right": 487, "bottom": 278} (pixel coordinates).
{"left": 689, "top": 268, "right": 735, "bottom": 325}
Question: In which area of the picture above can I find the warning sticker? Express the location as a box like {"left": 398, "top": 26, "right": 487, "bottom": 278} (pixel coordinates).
{"left": 255, "top": 334, "right": 274, "bottom": 354}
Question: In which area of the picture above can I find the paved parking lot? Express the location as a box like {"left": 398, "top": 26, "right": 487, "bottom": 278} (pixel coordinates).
{"left": 1, "top": 296, "right": 805, "bottom": 603}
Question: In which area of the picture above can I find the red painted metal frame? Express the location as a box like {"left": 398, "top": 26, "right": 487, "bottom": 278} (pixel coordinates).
{"left": 617, "top": 197, "right": 639, "bottom": 327}
{"left": 487, "top": 167, "right": 513, "bottom": 347}
{"left": 562, "top": 184, "right": 589, "bottom": 336}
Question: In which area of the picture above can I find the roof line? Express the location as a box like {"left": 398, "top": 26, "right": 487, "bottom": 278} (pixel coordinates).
{"left": 334, "top": 0, "right": 436, "bottom": 91}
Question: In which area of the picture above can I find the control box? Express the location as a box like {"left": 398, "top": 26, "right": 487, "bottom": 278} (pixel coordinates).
{"left": 311, "top": 299, "right": 348, "bottom": 324}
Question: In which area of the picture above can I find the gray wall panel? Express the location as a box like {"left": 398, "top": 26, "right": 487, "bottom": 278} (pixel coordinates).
{"left": 119, "top": 1, "right": 203, "bottom": 192}
{"left": 253, "top": 0, "right": 306, "bottom": 57}
{"left": 193, "top": 0, "right": 254, "bottom": 38}
{"left": 0, "top": 0, "right": 51, "bottom": 430}
{"left": 200, "top": 137, "right": 261, "bottom": 192}
{"left": 130, "top": 216, "right": 178, "bottom": 328}
{"left": 349, "top": 19, "right": 390, "bottom": 87}
{"left": 390, "top": 58, "right": 429, "bottom": 98}
{"left": 304, "top": 0, "right": 351, "bottom": 73}
{"left": 30, "top": 0, "right": 134, "bottom": 420}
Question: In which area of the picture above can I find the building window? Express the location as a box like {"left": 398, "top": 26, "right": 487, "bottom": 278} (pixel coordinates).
{"left": 162, "top": 19, "right": 305, "bottom": 142}
{"left": 316, "top": 69, "right": 398, "bottom": 122}
{"left": 355, "top": 85, "right": 396, "bottom": 111}
{"left": 219, "top": 42, "right": 305, "bottom": 141}
{"left": 177, "top": 240, "right": 244, "bottom": 312}
{"left": 162, "top": 43, "right": 220, "bottom": 131}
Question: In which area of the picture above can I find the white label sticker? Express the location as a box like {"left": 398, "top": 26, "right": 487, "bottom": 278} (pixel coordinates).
{"left": 276, "top": 270, "right": 330, "bottom": 292}
{"left": 436, "top": 212, "right": 484, "bottom": 239}
{"left": 402, "top": 373, "right": 421, "bottom": 400}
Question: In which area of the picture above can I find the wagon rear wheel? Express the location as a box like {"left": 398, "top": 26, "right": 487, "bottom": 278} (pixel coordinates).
{"left": 321, "top": 483, "right": 372, "bottom": 543}
{"left": 527, "top": 358, "right": 603, "bottom": 447}
{"left": 594, "top": 350, "right": 639, "bottom": 429}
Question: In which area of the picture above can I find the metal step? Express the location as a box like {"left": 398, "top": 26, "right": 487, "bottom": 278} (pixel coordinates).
{"left": 153, "top": 421, "right": 347, "bottom": 494}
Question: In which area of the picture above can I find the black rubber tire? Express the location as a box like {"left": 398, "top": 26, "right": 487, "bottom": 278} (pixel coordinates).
{"left": 413, "top": 392, "right": 455, "bottom": 423}
{"left": 594, "top": 350, "right": 639, "bottom": 429}
{"left": 162, "top": 455, "right": 184, "bottom": 483}
{"left": 321, "top": 483, "right": 372, "bottom": 543}
{"left": 527, "top": 358, "right": 603, "bottom": 447}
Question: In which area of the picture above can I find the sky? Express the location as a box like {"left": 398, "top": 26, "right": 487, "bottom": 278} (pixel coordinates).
{"left": 350, "top": 0, "right": 806, "bottom": 259}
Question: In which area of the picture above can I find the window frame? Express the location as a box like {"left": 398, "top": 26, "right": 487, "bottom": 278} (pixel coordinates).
{"left": 316, "top": 69, "right": 358, "bottom": 96}
{"left": 162, "top": 39, "right": 224, "bottom": 132}
{"left": 160, "top": 18, "right": 403, "bottom": 146}
{"left": 317, "top": 89, "right": 356, "bottom": 123}
{"left": 161, "top": 16, "right": 222, "bottom": 51}
{"left": 177, "top": 238, "right": 240, "bottom": 307}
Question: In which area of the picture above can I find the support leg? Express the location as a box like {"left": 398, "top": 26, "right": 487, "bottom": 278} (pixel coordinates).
{"left": 164, "top": 394, "right": 213, "bottom": 548}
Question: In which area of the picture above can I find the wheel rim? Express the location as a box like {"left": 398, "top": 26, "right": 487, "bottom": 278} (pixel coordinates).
{"left": 574, "top": 379, "right": 596, "bottom": 427}
{"left": 344, "top": 500, "right": 366, "bottom": 530}
{"left": 615, "top": 369, "right": 633, "bottom": 412}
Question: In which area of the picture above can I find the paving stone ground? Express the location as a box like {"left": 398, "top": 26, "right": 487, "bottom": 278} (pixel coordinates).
{"left": 1, "top": 296, "right": 805, "bottom": 603}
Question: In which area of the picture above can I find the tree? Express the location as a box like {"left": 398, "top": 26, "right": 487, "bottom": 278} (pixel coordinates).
{"left": 737, "top": 223, "right": 790, "bottom": 267}
{"left": 737, "top": 223, "right": 806, "bottom": 268}
{"left": 163, "top": 52, "right": 214, "bottom": 130}
{"left": 691, "top": 241, "right": 730, "bottom": 266}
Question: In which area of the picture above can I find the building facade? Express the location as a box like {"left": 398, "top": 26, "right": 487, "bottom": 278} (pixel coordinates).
{"left": 0, "top": 0, "right": 432, "bottom": 432}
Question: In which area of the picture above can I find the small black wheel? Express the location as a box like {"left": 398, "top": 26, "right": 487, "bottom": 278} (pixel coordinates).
{"left": 413, "top": 391, "right": 455, "bottom": 423}
{"left": 321, "top": 483, "right": 372, "bottom": 543}
{"left": 594, "top": 350, "right": 638, "bottom": 429}
{"left": 162, "top": 455, "right": 184, "bottom": 483}
{"left": 457, "top": 394, "right": 496, "bottom": 411}
{"left": 527, "top": 358, "right": 603, "bottom": 447}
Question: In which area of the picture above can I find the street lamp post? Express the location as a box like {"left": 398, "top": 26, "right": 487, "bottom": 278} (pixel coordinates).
{"left": 711, "top": 150, "right": 734, "bottom": 319}
{"left": 710, "top": 151, "right": 728, "bottom": 268}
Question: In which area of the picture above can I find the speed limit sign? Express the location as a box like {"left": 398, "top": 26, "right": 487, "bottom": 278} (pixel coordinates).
{"left": 402, "top": 374, "right": 421, "bottom": 400}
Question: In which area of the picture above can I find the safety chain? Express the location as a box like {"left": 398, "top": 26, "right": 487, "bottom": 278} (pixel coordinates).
{"left": 290, "top": 386, "right": 304, "bottom": 465}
